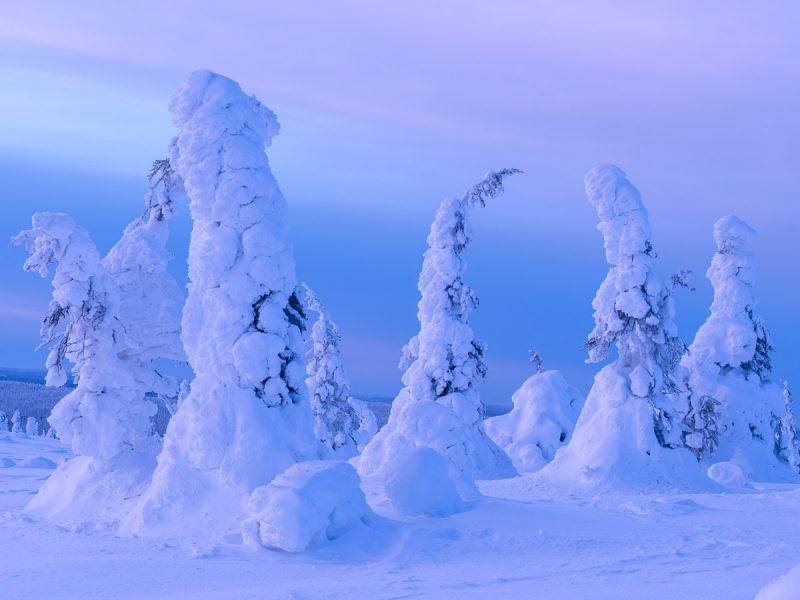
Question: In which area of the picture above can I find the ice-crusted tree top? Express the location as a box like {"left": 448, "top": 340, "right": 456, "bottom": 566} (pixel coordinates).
{"left": 12, "top": 213, "right": 108, "bottom": 387}
{"left": 402, "top": 168, "right": 520, "bottom": 400}
{"left": 686, "top": 215, "right": 772, "bottom": 380}
{"left": 584, "top": 165, "right": 685, "bottom": 397}
{"left": 103, "top": 155, "right": 185, "bottom": 366}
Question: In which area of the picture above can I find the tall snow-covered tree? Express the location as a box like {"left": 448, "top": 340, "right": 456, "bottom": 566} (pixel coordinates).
{"left": 25, "top": 417, "right": 40, "bottom": 436}
{"left": 544, "top": 165, "right": 703, "bottom": 489}
{"left": 0, "top": 411, "right": 8, "bottom": 432}
{"left": 102, "top": 154, "right": 186, "bottom": 414}
{"left": 358, "top": 170, "right": 518, "bottom": 491}
{"left": 11, "top": 409, "right": 22, "bottom": 434}
{"left": 13, "top": 212, "right": 161, "bottom": 522}
{"left": 13, "top": 213, "right": 156, "bottom": 459}
{"left": 682, "top": 215, "right": 799, "bottom": 480}
{"left": 302, "top": 284, "right": 377, "bottom": 457}
{"left": 126, "top": 71, "right": 319, "bottom": 535}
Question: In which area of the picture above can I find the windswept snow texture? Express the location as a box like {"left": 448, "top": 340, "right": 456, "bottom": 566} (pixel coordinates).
{"left": 543, "top": 165, "right": 705, "bottom": 491}
{"left": 359, "top": 171, "right": 517, "bottom": 489}
{"left": 682, "top": 215, "right": 799, "bottom": 482}
{"left": 4, "top": 432, "right": 800, "bottom": 599}
{"left": 245, "top": 461, "right": 377, "bottom": 552}
{"left": 303, "top": 285, "right": 377, "bottom": 457}
{"left": 485, "top": 370, "right": 584, "bottom": 473}
{"left": 128, "top": 70, "right": 318, "bottom": 536}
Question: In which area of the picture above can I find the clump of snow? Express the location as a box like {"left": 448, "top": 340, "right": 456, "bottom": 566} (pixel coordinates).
{"left": 244, "top": 461, "right": 375, "bottom": 552}
{"left": 543, "top": 165, "right": 706, "bottom": 490}
{"left": 682, "top": 215, "right": 799, "bottom": 481}
{"left": 358, "top": 171, "right": 518, "bottom": 494}
{"left": 706, "top": 461, "right": 750, "bottom": 489}
{"left": 302, "top": 285, "right": 377, "bottom": 457}
{"left": 126, "top": 70, "right": 318, "bottom": 536}
{"left": 384, "top": 446, "right": 466, "bottom": 517}
{"left": 485, "top": 370, "right": 584, "bottom": 473}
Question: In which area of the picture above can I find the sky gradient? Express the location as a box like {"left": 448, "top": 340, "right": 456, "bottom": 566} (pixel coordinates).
{"left": 1, "top": 1, "right": 798, "bottom": 405}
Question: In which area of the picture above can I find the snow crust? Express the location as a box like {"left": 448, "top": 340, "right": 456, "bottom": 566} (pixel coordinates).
{"left": 484, "top": 370, "right": 583, "bottom": 473}
{"left": 358, "top": 171, "right": 518, "bottom": 495}
{"left": 244, "top": 460, "right": 375, "bottom": 552}
{"left": 127, "top": 71, "right": 319, "bottom": 536}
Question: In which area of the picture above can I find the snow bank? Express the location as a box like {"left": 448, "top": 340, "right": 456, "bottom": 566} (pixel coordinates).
{"left": 485, "top": 370, "right": 583, "bottom": 473}
{"left": 358, "top": 171, "right": 518, "bottom": 495}
{"left": 244, "top": 461, "right": 375, "bottom": 552}
{"left": 127, "top": 71, "right": 318, "bottom": 536}
{"left": 543, "top": 166, "right": 706, "bottom": 491}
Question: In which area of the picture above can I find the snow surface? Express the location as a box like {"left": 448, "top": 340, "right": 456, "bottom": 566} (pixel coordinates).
{"left": 4, "top": 431, "right": 800, "bottom": 599}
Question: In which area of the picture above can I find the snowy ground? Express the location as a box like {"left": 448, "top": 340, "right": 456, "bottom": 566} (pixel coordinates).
{"left": 1, "top": 430, "right": 796, "bottom": 599}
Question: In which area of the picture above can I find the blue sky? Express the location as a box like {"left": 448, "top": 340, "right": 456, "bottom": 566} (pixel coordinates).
{"left": 0, "top": 1, "right": 798, "bottom": 404}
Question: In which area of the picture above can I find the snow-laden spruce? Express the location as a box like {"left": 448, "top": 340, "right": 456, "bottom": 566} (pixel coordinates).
{"left": 13, "top": 213, "right": 161, "bottom": 522}
{"left": 302, "top": 285, "right": 376, "bottom": 457}
{"left": 485, "top": 359, "right": 584, "bottom": 473}
{"left": 125, "top": 71, "right": 319, "bottom": 536}
{"left": 543, "top": 165, "right": 704, "bottom": 490}
{"left": 358, "top": 170, "right": 518, "bottom": 508}
{"left": 102, "top": 156, "right": 187, "bottom": 413}
{"left": 682, "top": 215, "right": 800, "bottom": 482}
{"left": 11, "top": 409, "right": 22, "bottom": 434}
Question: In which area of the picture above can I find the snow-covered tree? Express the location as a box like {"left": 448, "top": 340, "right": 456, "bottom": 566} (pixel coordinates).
{"left": 126, "top": 71, "right": 319, "bottom": 535}
{"left": 682, "top": 215, "right": 799, "bottom": 480}
{"left": 11, "top": 409, "right": 22, "bottom": 434}
{"left": 544, "top": 165, "right": 703, "bottom": 490}
{"left": 13, "top": 212, "right": 161, "bottom": 522}
{"left": 25, "top": 417, "right": 39, "bottom": 436}
{"left": 302, "top": 284, "right": 376, "bottom": 457}
{"left": 13, "top": 214, "right": 156, "bottom": 458}
{"left": 358, "top": 170, "right": 519, "bottom": 498}
{"left": 102, "top": 154, "right": 186, "bottom": 416}
{"left": 0, "top": 411, "right": 7, "bottom": 432}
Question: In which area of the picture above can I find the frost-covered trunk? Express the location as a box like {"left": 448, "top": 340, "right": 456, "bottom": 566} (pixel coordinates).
{"left": 302, "top": 285, "right": 376, "bottom": 457}
{"left": 126, "top": 71, "right": 318, "bottom": 536}
{"left": 682, "top": 215, "right": 798, "bottom": 482}
{"left": 358, "top": 170, "right": 518, "bottom": 504}
{"left": 543, "top": 165, "right": 703, "bottom": 490}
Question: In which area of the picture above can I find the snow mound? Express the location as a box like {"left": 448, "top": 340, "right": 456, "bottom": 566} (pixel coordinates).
{"left": 1, "top": 457, "right": 15, "bottom": 468}
{"left": 542, "top": 366, "right": 711, "bottom": 492}
{"left": 20, "top": 456, "right": 56, "bottom": 469}
{"left": 385, "top": 446, "right": 466, "bottom": 517}
{"left": 244, "top": 461, "right": 374, "bottom": 552}
{"left": 757, "top": 563, "right": 800, "bottom": 600}
{"left": 27, "top": 454, "right": 155, "bottom": 527}
{"left": 485, "top": 370, "right": 583, "bottom": 473}
{"left": 706, "top": 461, "right": 750, "bottom": 489}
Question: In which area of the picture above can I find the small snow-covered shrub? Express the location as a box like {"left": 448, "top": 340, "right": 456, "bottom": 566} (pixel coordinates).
{"left": 245, "top": 461, "right": 374, "bottom": 552}
{"left": 485, "top": 370, "right": 584, "bottom": 473}
{"left": 385, "top": 447, "right": 465, "bottom": 518}
{"left": 25, "top": 417, "right": 39, "bottom": 436}
{"left": 303, "top": 285, "right": 377, "bottom": 457}
{"left": 706, "top": 461, "right": 750, "bottom": 489}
